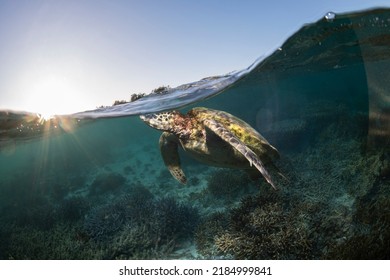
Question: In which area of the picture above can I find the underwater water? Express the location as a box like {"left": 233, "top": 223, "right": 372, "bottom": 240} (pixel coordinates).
{"left": 0, "top": 8, "right": 390, "bottom": 260}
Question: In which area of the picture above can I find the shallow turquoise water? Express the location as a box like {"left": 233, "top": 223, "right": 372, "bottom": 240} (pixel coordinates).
{"left": 0, "top": 8, "right": 389, "bottom": 259}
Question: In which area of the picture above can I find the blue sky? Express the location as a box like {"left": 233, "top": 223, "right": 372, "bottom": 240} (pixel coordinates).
{"left": 0, "top": 0, "right": 389, "bottom": 115}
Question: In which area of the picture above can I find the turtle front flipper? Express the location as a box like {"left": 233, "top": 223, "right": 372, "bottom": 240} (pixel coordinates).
{"left": 204, "top": 119, "right": 277, "bottom": 189}
{"left": 159, "top": 132, "right": 187, "bottom": 184}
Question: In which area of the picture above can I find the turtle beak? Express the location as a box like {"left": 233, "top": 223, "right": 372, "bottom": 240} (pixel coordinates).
{"left": 139, "top": 114, "right": 149, "bottom": 122}
{"left": 139, "top": 113, "right": 167, "bottom": 131}
{"left": 139, "top": 114, "right": 155, "bottom": 126}
{"left": 140, "top": 111, "right": 179, "bottom": 132}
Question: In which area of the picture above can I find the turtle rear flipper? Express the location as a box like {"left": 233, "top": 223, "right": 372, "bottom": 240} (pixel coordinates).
{"left": 204, "top": 119, "right": 277, "bottom": 189}
{"left": 159, "top": 132, "right": 187, "bottom": 184}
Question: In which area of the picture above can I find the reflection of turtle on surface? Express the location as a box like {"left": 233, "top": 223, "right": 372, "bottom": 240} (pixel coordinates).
{"left": 140, "top": 107, "right": 280, "bottom": 189}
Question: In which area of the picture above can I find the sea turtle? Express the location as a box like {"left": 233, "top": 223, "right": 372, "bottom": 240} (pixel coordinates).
{"left": 140, "top": 107, "right": 280, "bottom": 189}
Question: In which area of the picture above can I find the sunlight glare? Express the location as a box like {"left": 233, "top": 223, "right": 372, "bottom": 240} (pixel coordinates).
{"left": 21, "top": 73, "right": 90, "bottom": 118}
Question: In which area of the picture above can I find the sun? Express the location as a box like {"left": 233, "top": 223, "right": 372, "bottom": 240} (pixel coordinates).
{"left": 37, "top": 112, "right": 52, "bottom": 123}
{"left": 13, "top": 55, "right": 102, "bottom": 118}
{"left": 21, "top": 74, "right": 90, "bottom": 118}
{"left": 25, "top": 97, "right": 82, "bottom": 119}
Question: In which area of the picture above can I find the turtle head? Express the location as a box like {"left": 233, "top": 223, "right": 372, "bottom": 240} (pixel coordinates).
{"left": 140, "top": 111, "right": 186, "bottom": 134}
